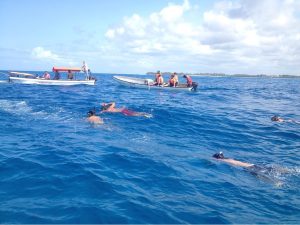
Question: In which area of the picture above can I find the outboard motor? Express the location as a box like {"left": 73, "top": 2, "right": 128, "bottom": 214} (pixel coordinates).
{"left": 191, "top": 82, "right": 198, "bottom": 91}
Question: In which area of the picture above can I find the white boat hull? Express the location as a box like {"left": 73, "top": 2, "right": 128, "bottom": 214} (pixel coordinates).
{"left": 9, "top": 77, "right": 96, "bottom": 86}
{"left": 113, "top": 76, "right": 196, "bottom": 91}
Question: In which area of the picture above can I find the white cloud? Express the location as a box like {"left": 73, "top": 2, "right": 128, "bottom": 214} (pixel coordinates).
{"left": 102, "top": 0, "right": 300, "bottom": 74}
{"left": 31, "top": 47, "right": 60, "bottom": 61}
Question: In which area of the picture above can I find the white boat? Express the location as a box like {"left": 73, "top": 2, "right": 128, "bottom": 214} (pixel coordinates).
{"left": 8, "top": 67, "right": 96, "bottom": 86}
{"left": 9, "top": 76, "right": 96, "bottom": 85}
{"left": 113, "top": 76, "right": 198, "bottom": 91}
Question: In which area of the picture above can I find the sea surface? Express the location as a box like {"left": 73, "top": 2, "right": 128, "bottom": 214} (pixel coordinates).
{"left": 0, "top": 73, "right": 299, "bottom": 224}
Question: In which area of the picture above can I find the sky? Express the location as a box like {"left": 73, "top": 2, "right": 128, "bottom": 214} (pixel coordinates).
{"left": 0, "top": 0, "right": 300, "bottom": 75}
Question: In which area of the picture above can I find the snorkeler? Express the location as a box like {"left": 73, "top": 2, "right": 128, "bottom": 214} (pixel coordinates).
{"left": 271, "top": 115, "right": 300, "bottom": 124}
{"left": 87, "top": 110, "right": 103, "bottom": 124}
{"left": 212, "top": 151, "right": 291, "bottom": 186}
{"left": 212, "top": 152, "right": 254, "bottom": 168}
{"left": 100, "top": 102, "right": 152, "bottom": 118}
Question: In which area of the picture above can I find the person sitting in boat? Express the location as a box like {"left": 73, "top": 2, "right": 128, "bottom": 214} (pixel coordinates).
{"left": 43, "top": 71, "right": 51, "bottom": 80}
{"left": 155, "top": 71, "right": 161, "bottom": 83}
{"left": 183, "top": 74, "right": 193, "bottom": 87}
{"left": 87, "top": 110, "right": 103, "bottom": 124}
{"left": 169, "top": 72, "right": 179, "bottom": 87}
{"left": 67, "top": 70, "right": 74, "bottom": 80}
{"left": 271, "top": 115, "right": 300, "bottom": 124}
{"left": 53, "top": 71, "right": 60, "bottom": 80}
{"left": 154, "top": 73, "right": 164, "bottom": 86}
{"left": 100, "top": 102, "right": 152, "bottom": 118}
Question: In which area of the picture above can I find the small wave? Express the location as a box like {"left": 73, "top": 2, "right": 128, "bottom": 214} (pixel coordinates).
{"left": 0, "top": 99, "right": 75, "bottom": 123}
{"left": 0, "top": 100, "right": 33, "bottom": 115}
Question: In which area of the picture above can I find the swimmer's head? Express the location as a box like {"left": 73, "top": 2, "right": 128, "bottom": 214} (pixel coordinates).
{"left": 87, "top": 111, "right": 95, "bottom": 117}
{"left": 101, "top": 103, "right": 107, "bottom": 111}
{"left": 271, "top": 115, "right": 279, "bottom": 121}
{"left": 213, "top": 152, "right": 225, "bottom": 159}
{"left": 101, "top": 103, "right": 112, "bottom": 111}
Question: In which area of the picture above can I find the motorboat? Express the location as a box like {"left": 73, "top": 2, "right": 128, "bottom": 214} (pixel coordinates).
{"left": 8, "top": 67, "right": 96, "bottom": 86}
{"left": 113, "top": 76, "right": 198, "bottom": 91}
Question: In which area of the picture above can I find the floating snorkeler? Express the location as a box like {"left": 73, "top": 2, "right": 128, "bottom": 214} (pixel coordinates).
{"left": 271, "top": 115, "right": 300, "bottom": 124}
{"left": 87, "top": 110, "right": 103, "bottom": 125}
{"left": 100, "top": 102, "right": 152, "bottom": 118}
{"left": 212, "top": 152, "right": 292, "bottom": 187}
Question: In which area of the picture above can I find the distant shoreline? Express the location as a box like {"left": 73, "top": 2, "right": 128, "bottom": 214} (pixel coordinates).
{"left": 1, "top": 70, "right": 299, "bottom": 79}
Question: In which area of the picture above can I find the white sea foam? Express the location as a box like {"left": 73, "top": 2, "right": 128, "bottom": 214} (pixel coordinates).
{"left": 0, "top": 100, "right": 33, "bottom": 115}
{"left": 0, "top": 99, "right": 75, "bottom": 123}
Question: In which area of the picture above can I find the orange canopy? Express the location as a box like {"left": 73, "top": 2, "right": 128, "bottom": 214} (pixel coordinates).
{"left": 52, "top": 67, "right": 81, "bottom": 72}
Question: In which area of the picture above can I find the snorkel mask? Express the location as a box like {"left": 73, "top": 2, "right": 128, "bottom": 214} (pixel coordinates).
{"left": 213, "top": 152, "right": 225, "bottom": 159}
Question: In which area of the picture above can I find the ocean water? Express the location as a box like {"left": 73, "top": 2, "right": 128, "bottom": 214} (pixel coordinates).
{"left": 0, "top": 74, "right": 299, "bottom": 223}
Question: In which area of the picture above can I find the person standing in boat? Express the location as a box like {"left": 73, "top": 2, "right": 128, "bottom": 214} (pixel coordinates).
{"left": 183, "top": 74, "right": 193, "bottom": 87}
{"left": 82, "top": 61, "right": 89, "bottom": 80}
{"left": 67, "top": 70, "right": 74, "bottom": 80}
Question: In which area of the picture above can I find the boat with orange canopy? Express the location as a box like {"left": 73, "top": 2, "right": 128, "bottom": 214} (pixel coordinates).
{"left": 8, "top": 66, "right": 96, "bottom": 85}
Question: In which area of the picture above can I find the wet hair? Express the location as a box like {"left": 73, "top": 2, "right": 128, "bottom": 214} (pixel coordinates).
{"left": 183, "top": 75, "right": 187, "bottom": 78}
{"left": 271, "top": 115, "right": 279, "bottom": 121}
{"left": 101, "top": 103, "right": 112, "bottom": 111}
{"left": 213, "top": 152, "right": 226, "bottom": 159}
{"left": 87, "top": 110, "right": 95, "bottom": 117}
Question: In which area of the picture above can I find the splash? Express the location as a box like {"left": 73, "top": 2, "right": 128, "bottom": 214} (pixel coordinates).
{"left": 248, "top": 164, "right": 300, "bottom": 188}
{"left": 0, "top": 99, "right": 75, "bottom": 123}
{"left": 0, "top": 100, "right": 34, "bottom": 115}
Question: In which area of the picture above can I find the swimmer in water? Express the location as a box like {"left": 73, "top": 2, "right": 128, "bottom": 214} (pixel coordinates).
{"left": 100, "top": 102, "right": 152, "bottom": 118}
{"left": 87, "top": 110, "right": 103, "bottom": 124}
{"left": 212, "top": 152, "right": 290, "bottom": 186}
{"left": 271, "top": 115, "right": 300, "bottom": 124}
{"left": 213, "top": 152, "right": 254, "bottom": 168}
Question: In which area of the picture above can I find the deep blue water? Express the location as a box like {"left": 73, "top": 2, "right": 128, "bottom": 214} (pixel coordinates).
{"left": 0, "top": 74, "right": 300, "bottom": 224}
